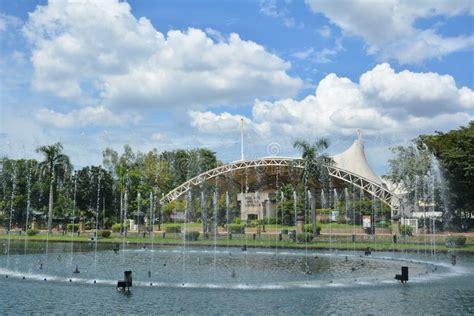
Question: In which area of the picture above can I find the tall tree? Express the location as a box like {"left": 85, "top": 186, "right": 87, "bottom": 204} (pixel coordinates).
{"left": 36, "top": 143, "right": 71, "bottom": 233}
{"left": 293, "top": 139, "right": 332, "bottom": 234}
{"left": 420, "top": 122, "right": 474, "bottom": 230}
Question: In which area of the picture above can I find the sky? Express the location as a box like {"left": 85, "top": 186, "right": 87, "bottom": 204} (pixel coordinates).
{"left": 0, "top": 0, "right": 473, "bottom": 175}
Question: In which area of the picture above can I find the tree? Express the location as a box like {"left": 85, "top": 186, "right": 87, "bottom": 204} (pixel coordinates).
{"left": 36, "top": 143, "right": 71, "bottom": 233}
{"left": 293, "top": 139, "right": 332, "bottom": 234}
{"left": 420, "top": 122, "right": 474, "bottom": 230}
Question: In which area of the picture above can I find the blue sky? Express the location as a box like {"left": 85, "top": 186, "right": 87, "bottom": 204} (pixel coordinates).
{"left": 1, "top": 0, "right": 473, "bottom": 175}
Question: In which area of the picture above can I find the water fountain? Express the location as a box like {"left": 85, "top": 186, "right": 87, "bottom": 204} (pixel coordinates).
{"left": 0, "top": 140, "right": 472, "bottom": 315}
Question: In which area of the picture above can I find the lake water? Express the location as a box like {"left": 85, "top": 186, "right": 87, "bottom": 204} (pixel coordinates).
{"left": 1, "top": 241, "right": 473, "bottom": 314}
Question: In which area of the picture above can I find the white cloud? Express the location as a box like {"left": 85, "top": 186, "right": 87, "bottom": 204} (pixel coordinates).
{"left": 305, "top": 0, "right": 474, "bottom": 63}
{"left": 189, "top": 111, "right": 250, "bottom": 134}
{"left": 259, "top": 0, "right": 298, "bottom": 28}
{"left": 0, "top": 13, "right": 21, "bottom": 32}
{"left": 35, "top": 106, "right": 140, "bottom": 128}
{"left": 318, "top": 25, "right": 331, "bottom": 38}
{"left": 24, "top": 0, "right": 302, "bottom": 108}
{"left": 190, "top": 63, "right": 474, "bottom": 139}
{"left": 293, "top": 48, "right": 314, "bottom": 60}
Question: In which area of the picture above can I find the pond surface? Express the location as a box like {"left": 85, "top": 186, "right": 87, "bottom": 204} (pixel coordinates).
{"left": 0, "top": 241, "right": 473, "bottom": 314}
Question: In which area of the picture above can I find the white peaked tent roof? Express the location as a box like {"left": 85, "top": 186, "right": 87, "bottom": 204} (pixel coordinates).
{"left": 331, "top": 136, "right": 383, "bottom": 185}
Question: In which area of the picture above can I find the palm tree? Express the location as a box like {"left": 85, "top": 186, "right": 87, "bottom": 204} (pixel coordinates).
{"left": 293, "top": 138, "right": 332, "bottom": 234}
{"left": 36, "top": 143, "right": 71, "bottom": 234}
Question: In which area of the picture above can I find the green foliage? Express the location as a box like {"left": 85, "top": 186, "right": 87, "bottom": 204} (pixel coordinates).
{"left": 280, "top": 229, "right": 289, "bottom": 235}
{"left": 228, "top": 224, "right": 245, "bottom": 234}
{"left": 27, "top": 229, "right": 39, "bottom": 236}
{"left": 99, "top": 230, "right": 111, "bottom": 238}
{"left": 67, "top": 224, "right": 79, "bottom": 232}
{"left": 246, "top": 220, "right": 258, "bottom": 227}
{"left": 165, "top": 225, "right": 181, "bottom": 233}
{"left": 184, "top": 231, "right": 200, "bottom": 241}
{"left": 304, "top": 224, "right": 321, "bottom": 234}
{"left": 296, "top": 232, "right": 314, "bottom": 243}
{"left": 420, "top": 122, "right": 474, "bottom": 230}
{"left": 233, "top": 217, "right": 241, "bottom": 224}
{"left": 445, "top": 235, "right": 466, "bottom": 247}
{"left": 400, "top": 225, "right": 413, "bottom": 236}
{"left": 112, "top": 223, "right": 122, "bottom": 232}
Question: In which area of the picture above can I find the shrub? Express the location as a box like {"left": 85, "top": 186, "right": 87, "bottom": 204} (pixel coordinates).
{"left": 27, "top": 229, "right": 39, "bottom": 236}
{"left": 228, "top": 224, "right": 245, "bottom": 234}
{"left": 266, "top": 217, "right": 277, "bottom": 225}
{"left": 233, "top": 217, "right": 241, "bottom": 224}
{"left": 165, "top": 225, "right": 181, "bottom": 233}
{"left": 304, "top": 224, "right": 321, "bottom": 235}
{"left": 185, "top": 231, "right": 200, "bottom": 241}
{"left": 99, "top": 230, "right": 111, "bottom": 238}
{"left": 280, "top": 229, "right": 289, "bottom": 235}
{"left": 445, "top": 235, "right": 466, "bottom": 247}
{"left": 400, "top": 225, "right": 413, "bottom": 236}
{"left": 296, "top": 233, "right": 314, "bottom": 243}
{"left": 112, "top": 223, "right": 122, "bottom": 232}
{"left": 247, "top": 220, "right": 258, "bottom": 227}
{"left": 67, "top": 223, "right": 80, "bottom": 232}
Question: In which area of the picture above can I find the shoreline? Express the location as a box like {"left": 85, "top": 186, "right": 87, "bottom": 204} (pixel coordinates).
{"left": 2, "top": 235, "right": 473, "bottom": 254}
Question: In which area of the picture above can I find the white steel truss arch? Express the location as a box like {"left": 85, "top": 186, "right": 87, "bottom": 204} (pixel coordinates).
{"left": 161, "top": 157, "right": 400, "bottom": 216}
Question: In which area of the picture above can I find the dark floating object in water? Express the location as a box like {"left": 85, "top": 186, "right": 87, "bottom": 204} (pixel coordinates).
{"left": 73, "top": 265, "right": 80, "bottom": 274}
{"left": 163, "top": 263, "right": 167, "bottom": 267}
{"left": 241, "top": 245, "right": 247, "bottom": 251}
{"left": 93, "top": 280, "right": 96, "bottom": 284}
{"left": 351, "top": 267, "right": 356, "bottom": 272}
{"left": 117, "top": 271, "right": 132, "bottom": 292}
{"left": 345, "top": 256, "right": 349, "bottom": 262}
{"left": 39, "top": 263, "right": 43, "bottom": 270}
{"left": 451, "top": 254, "right": 457, "bottom": 266}
{"left": 22, "top": 276, "right": 25, "bottom": 280}
{"left": 43, "top": 278, "right": 47, "bottom": 281}
{"left": 364, "top": 247, "right": 371, "bottom": 256}
{"left": 148, "top": 270, "right": 151, "bottom": 278}
{"left": 395, "top": 266, "right": 409, "bottom": 283}
{"left": 69, "top": 279, "right": 72, "bottom": 282}
{"left": 231, "top": 270, "right": 236, "bottom": 278}
{"left": 5, "top": 275, "right": 8, "bottom": 278}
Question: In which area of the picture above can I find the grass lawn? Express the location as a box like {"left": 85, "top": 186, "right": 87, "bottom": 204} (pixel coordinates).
{"left": 1, "top": 233, "right": 473, "bottom": 253}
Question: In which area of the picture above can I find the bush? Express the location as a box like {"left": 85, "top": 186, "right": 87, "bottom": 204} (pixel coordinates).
{"left": 400, "top": 225, "right": 413, "bottom": 236}
{"left": 99, "top": 230, "right": 111, "bottom": 238}
{"left": 280, "top": 229, "right": 289, "bottom": 235}
{"left": 185, "top": 231, "right": 200, "bottom": 241}
{"left": 445, "top": 235, "right": 466, "bottom": 247}
{"left": 296, "top": 233, "right": 314, "bottom": 243}
{"left": 233, "top": 217, "right": 241, "bottom": 224}
{"left": 247, "top": 220, "right": 258, "bottom": 227}
{"left": 266, "top": 217, "right": 277, "bottom": 225}
{"left": 304, "top": 224, "right": 321, "bottom": 235}
{"left": 112, "top": 223, "right": 122, "bottom": 232}
{"left": 27, "top": 229, "right": 39, "bottom": 236}
{"left": 165, "top": 225, "right": 181, "bottom": 233}
{"left": 67, "top": 223, "right": 80, "bottom": 232}
{"left": 228, "top": 224, "right": 245, "bottom": 234}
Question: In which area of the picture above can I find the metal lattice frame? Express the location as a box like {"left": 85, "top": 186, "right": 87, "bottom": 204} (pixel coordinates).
{"left": 161, "top": 157, "right": 400, "bottom": 216}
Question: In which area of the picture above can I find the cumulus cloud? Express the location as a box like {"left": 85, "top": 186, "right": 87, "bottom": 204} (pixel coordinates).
{"left": 190, "top": 63, "right": 474, "bottom": 138}
{"left": 35, "top": 106, "right": 140, "bottom": 128}
{"left": 189, "top": 111, "right": 250, "bottom": 134}
{"left": 24, "top": 0, "right": 302, "bottom": 108}
{"left": 305, "top": 0, "right": 474, "bottom": 63}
